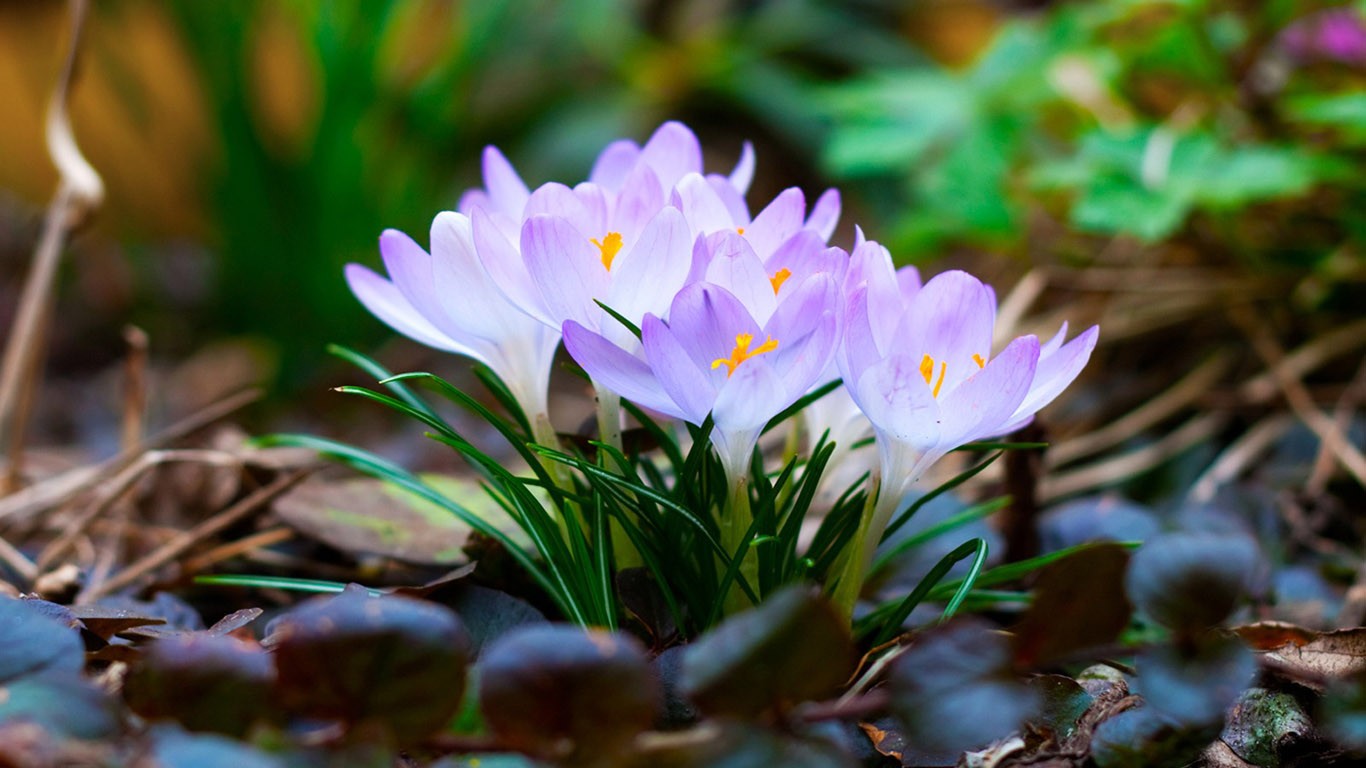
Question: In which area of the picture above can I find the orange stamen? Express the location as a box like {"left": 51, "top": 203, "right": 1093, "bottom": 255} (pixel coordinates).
{"left": 591, "top": 231, "right": 623, "bottom": 270}
{"left": 919, "top": 354, "right": 948, "bottom": 398}
{"left": 711, "top": 333, "right": 779, "bottom": 377}
{"left": 736, "top": 227, "right": 746, "bottom": 235}
{"left": 769, "top": 268, "right": 792, "bottom": 295}
{"left": 972, "top": 353, "right": 986, "bottom": 368}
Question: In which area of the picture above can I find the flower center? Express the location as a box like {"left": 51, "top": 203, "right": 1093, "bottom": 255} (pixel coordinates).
{"left": 920, "top": 353, "right": 987, "bottom": 398}
{"left": 712, "top": 333, "right": 779, "bottom": 378}
{"left": 592, "top": 231, "right": 623, "bottom": 270}
{"left": 769, "top": 267, "right": 792, "bottom": 294}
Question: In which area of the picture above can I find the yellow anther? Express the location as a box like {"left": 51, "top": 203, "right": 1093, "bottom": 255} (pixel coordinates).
{"left": 769, "top": 268, "right": 792, "bottom": 294}
{"left": 919, "top": 354, "right": 947, "bottom": 398}
{"left": 972, "top": 353, "right": 986, "bottom": 368}
{"left": 737, "top": 227, "right": 746, "bottom": 235}
{"left": 591, "top": 231, "right": 623, "bottom": 270}
{"left": 712, "top": 332, "right": 779, "bottom": 378}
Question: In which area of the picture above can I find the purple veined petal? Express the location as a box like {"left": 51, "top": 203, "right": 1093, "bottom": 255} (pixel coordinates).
{"left": 457, "top": 188, "right": 491, "bottom": 217}
{"left": 345, "top": 264, "right": 468, "bottom": 355}
{"left": 766, "top": 272, "right": 840, "bottom": 346}
{"left": 712, "top": 355, "right": 787, "bottom": 434}
{"left": 851, "top": 353, "right": 940, "bottom": 450}
{"left": 672, "top": 173, "right": 737, "bottom": 236}
{"left": 684, "top": 233, "right": 714, "bottom": 287}
{"left": 664, "top": 282, "right": 763, "bottom": 374}
{"left": 482, "top": 146, "right": 530, "bottom": 219}
{"left": 806, "top": 188, "right": 841, "bottom": 242}
{"left": 729, "top": 140, "right": 756, "bottom": 194}
{"left": 744, "top": 187, "right": 806, "bottom": 259}
{"left": 706, "top": 175, "right": 751, "bottom": 227}
{"left": 909, "top": 270, "right": 997, "bottom": 393}
{"left": 589, "top": 139, "right": 642, "bottom": 190}
{"left": 896, "top": 265, "right": 923, "bottom": 302}
{"left": 571, "top": 182, "right": 610, "bottom": 237}
{"left": 936, "top": 334, "right": 1040, "bottom": 450}
{"left": 525, "top": 182, "right": 594, "bottom": 225}
{"left": 765, "top": 231, "right": 844, "bottom": 300}
{"left": 563, "top": 320, "right": 687, "bottom": 422}
{"left": 430, "top": 211, "right": 527, "bottom": 341}
{"left": 640, "top": 121, "right": 704, "bottom": 189}
{"left": 767, "top": 308, "right": 839, "bottom": 404}
{"left": 1005, "top": 324, "right": 1098, "bottom": 426}
{"left": 853, "top": 224, "right": 867, "bottom": 249}
{"left": 522, "top": 214, "right": 611, "bottom": 329}
{"left": 472, "top": 207, "right": 555, "bottom": 327}
{"left": 700, "top": 231, "right": 777, "bottom": 325}
{"left": 609, "top": 164, "right": 665, "bottom": 246}
{"left": 641, "top": 314, "right": 718, "bottom": 425}
{"left": 1039, "top": 320, "right": 1070, "bottom": 357}
{"left": 606, "top": 207, "right": 691, "bottom": 325}
{"left": 378, "top": 228, "right": 462, "bottom": 341}
{"left": 837, "top": 286, "right": 881, "bottom": 387}
{"left": 846, "top": 240, "right": 903, "bottom": 356}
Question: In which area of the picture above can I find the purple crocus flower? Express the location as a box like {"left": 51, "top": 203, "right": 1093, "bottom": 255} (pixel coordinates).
{"left": 830, "top": 263, "right": 1097, "bottom": 612}
{"left": 344, "top": 212, "right": 561, "bottom": 432}
{"left": 673, "top": 173, "right": 842, "bottom": 258}
{"left": 1280, "top": 9, "right": 1366, "bottom": 68}
{"left": 689, "top": 228, "right": 849, "bottom": 327}
{"left": 562, "top": 278, "right": 841, "bottom": 481}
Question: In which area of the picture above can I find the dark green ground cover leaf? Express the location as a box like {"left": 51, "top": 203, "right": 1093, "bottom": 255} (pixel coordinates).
{"left": 632, "top": 721, "right": 856, "bottom": 768}
{"left": 478, "top": 625, "right": 659, "bottom": 764}
{"left": 0, "top": 597, "right": 84, "bottom": 683}
{"left": 0, "top": 670, "right": 120, "bottom": 740}
{"left": 1037, "top": 496, "right": 1161, "bottom": 552}
{"left": 1028, "top": 675, "right": 1094, "bottom": 746}
{"left": 1091, "top": 706, "right": 1221, "bottom": 768}
{"left": 444, "top": 584, "right": 546, "bottom": 659}
{"left": 1220, "top": 687, "right": 1316, "bottom": 767}
{"left": 145, "top": 725, "right": 285, "bottom": 768}
{"left": 680, "top": 586, "right": 853, "bottom": 718}
{"left": 123, "top": 634, "right": 275, "bottom": 737}
{"left": 1126, "top": 531, "right": 1260, "bottom": 632}
{"left": 1012, "top": 542, "right": 1132, "bottom": 668}
{"left": 268, "top": 584, "right": 471, "bottom": 746}
{"left": 887, "top": 619, "right": 1039, "bottom": 757}
{"left": 1134, "top": 634, "right": 1256, "bottom": 727}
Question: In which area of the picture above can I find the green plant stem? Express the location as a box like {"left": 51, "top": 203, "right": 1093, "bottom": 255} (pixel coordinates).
{"left": 830, "top": 469, "right": 891, "bottom": 618}
{"left": 530, "top": 411, "right": 574, "bottom": 544}
{"left": 593, "top": 384, "right": 642, "bottom": 571}
{"left": 721, "top": 474, "right": 759, "bottom": 614}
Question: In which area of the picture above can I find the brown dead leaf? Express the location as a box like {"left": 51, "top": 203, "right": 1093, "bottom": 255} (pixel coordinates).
{"left": 1260, "top": 628, "right": 1366, "bottom": 688}
{"left": 859, "top": 720, "right": 905, "bottom": 762}
{"left": 67, "top": 604, "right": 166, "bottom": 640}
{"left": 1232, "top": 621, "right": 1320, "bottom": 651}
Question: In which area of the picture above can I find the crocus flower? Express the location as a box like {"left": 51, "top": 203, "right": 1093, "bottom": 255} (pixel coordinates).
{"left": 841, "top": 268, "right": 1098, "bottom": 501}
{"left": 562, "top": 278, "right": 841, "bottom": 481}
{"left": 690, "top": 228, "right": 849, "bottom": 327}
{"left": 673, "top": 173, "right": 842, "bottom": 260}
{"left": 344, "top": 211, "right": 561, "bottom": 431}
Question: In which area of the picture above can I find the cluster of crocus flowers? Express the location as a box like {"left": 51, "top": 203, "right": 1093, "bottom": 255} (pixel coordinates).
{"left": 346, "top": 121, "right": 1097, "bottom": 615}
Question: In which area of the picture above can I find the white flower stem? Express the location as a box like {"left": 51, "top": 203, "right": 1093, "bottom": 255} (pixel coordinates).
{"left": 830, "top": 468, "right": 893, "bottom": 618}
{"left": 530, "top": 411, "right": 574, "bottom": 544}
{"left": 593, "top": 383, "right": 642, "bottom": 570}
{"left": 721, "top": 472, "right": 759, "bottom": 614}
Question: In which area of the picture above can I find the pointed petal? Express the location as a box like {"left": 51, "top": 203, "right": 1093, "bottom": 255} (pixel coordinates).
{"left": 728, "top": 141, "right": 756, "bottom": 194}
{"left": 1039, "top": 321, "right": 1070, "bottom": 356}
{"left": 607, "top": 207, "right": 691, "bottom": 324}
{"left": 472, "top": 208, "right": 554, "bottom": 327}
{"left": 482, "top": 146, "right": 530, "bottom": 218}
{"left": 379, "top": 229, "right": 457, "bottom": 339}
{"left": 522, "top": 215, "right": 611, "bottom": 329}
{"left": 431, "top": 211, "right": 529, "bottom": 340}
{"left": 938, "top": 335, "right": 1040, "bottom": 449}
{"left": 852, "top": 353, "right": 940, "bottom": 450}
{"left": 640, "top": 121, "right": 703, "bottom": 188}
{"left": 707, "top": 175, "right": 751, "bottom": 226}
{"left": 457, "top": 188, "right": 491, "bottom": 217}
{"left": 564, "top": 320, "right": 684, "bottom": 421}
{"left": 700, "top": 231, "right": 777, "bottom": 325}
{"left": 610, "top": 164, "right": 665, "bottom": 245}
{"left": 806, "top": 188, "right": 841, "bottom": 242}
{"left": 589, "top": 139, "right": 642, "bottom": 190}
{"left": 672, "top": 173, "right": 736, "bottom": 236}
{"left": 745, "top": 187, "right": 806, "bottom": 259}
{"left": 1009, "top": 325, "right": 1098, "bottom": 423}
{"left": 525, "top": 182, "right": 593, "bottom": 225}
{"left": 713, "top": 357, "right": 786, "bottom": 433}
{"left": 838, "top": 285, "right": 881, "bottom": 387}
{"left": 344, "top": 264, "right": 467, "bottom": 354}
{"left": 664, "top": 282, "right": 762, "bottom": 374}
{"left": 641, "top": 314, "right": 716, "bottom": 424}
{"left": 910, "top": 270, "right": 997, "bottom": 391}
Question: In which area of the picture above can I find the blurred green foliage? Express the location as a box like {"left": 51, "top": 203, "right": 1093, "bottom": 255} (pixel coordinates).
{"left": 821, "top": 0, "right": 1366, "bottom": 274}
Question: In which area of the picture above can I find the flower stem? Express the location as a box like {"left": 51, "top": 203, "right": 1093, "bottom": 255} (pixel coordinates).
{"left": 530, "top": 411, "right": 574, "bottom": 544}
{"left": 721, "top": 473, "right": 759, "bottom": 614}
{"left": 830, "top": 470, "right": 893, "bottom": 618}
{"left": 593, "top": 384, "right": 642, "bottom": 571}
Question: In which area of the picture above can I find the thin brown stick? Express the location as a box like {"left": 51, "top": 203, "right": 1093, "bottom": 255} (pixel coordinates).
{"left": 78, "top": 469, "right": 311, "bottom": 602}
{"left": 180, "top": 527, "right": 295, "bottom": 574}
{"left": 1232, "top": 308, "right": 1366, "bottom": 488}
{"left": 0, "top": 0, "right": 102, "bottom": 494}
{"left": 1040, "top": 411, "right": 1228, "bottom": 502}
{"left": 121, "top": 326, "right": 149, "bottom": 452}
{"left": 1307, "top": 357, "right": 1366, "bottom": 498}
{"left": 0, "top": 388, "right": 262, "bottom": 525}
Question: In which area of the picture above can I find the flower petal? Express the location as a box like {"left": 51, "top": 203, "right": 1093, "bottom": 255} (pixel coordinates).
{"left": 563, "top": 320, "right": 686, "bottom": 422}
{"left": 910, "top": 270, "right": 997, "bottom": 392}
{"left": 713, "top": 356, "right": 786, "bottom": 433}
{"left": 472, "top": 207, "right": 554, "bottom": 327}
{"left": 664, "top": 282, "right": 762, "bottom": 375}
{"left": 481, "top": 145, "right": 530, "bottom": 218}
{"left": 706, "top": 175, "right": 751, "bottom": 227}
{"left": 589, "top": 139, "right": 641, "bottom": 190}
{"left": 728, "top": 140, "right": 756, "bottom": 194}
{"left": 431, "top": 212, "right": 529, "bottom": 341}
{"left": 745, "top": 187, "right": 805, "bottom": 259}
{"left": 640, "top": 121, "right": 703, "bottom": 188}
{"left": 607, "top": 207, "right": 691, "bottom": 325}
{"left": 344, "top": 264, "right": 467, "bottom": 354}
{"left": 672, "top": 173, "right": 737, "bottom": 236}
{"left": 937, "top": 334, "right": 1040, "bottom": 449}
{"left": 610, "top": 164, "right": 665, "bottom": 246}
{"left": 521, "top": 214, "right": 611, "bottom": 329}
{"left": 1005, "top": 324, "right": 1098, "bottom": 428}
{"left": 852, "top": 353, "right": 940, "bottom": 450}
{"left": 641, "top": 314, "right": 717, "bottom": 424}
{"left": 699, "top": 231, "right": 777, "bottom": 325}
{"left": 806, "top": 188, "right": 841, "bottom": 242}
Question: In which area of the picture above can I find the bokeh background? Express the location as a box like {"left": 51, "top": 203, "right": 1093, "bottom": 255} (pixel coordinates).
{"left": 2, "top": 0, "right": 1363, "bottom": 507}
